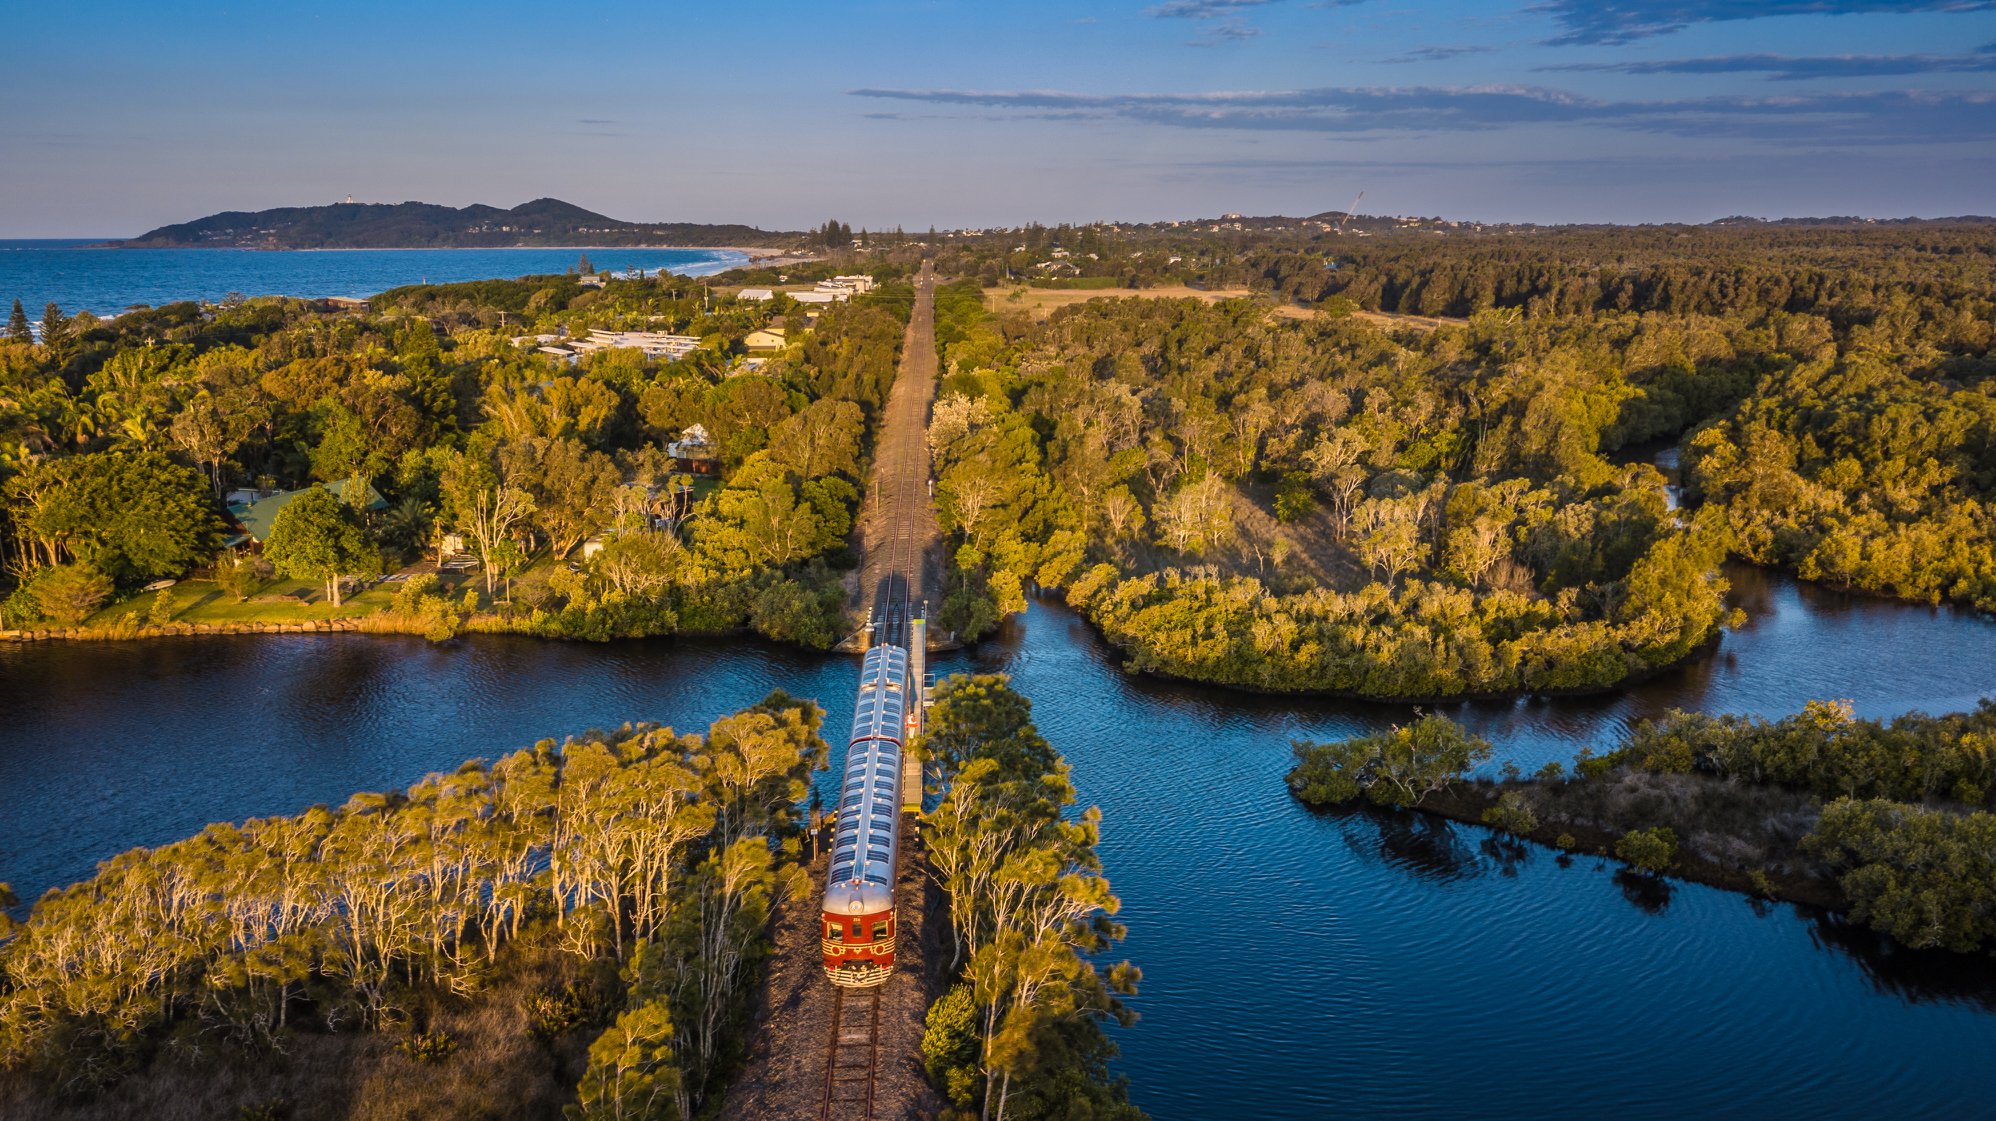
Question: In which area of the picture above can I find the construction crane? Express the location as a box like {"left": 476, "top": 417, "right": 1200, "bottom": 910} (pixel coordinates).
{"left": 1335, "top": 190, "right": 1365, "bottom": 234}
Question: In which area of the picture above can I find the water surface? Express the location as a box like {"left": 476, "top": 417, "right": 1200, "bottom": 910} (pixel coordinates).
{"left": 0, "top": 239, "right": 747, "bottom": 318}
{"left": 3, "top": 568, "right": 1994, "bottom": 1119}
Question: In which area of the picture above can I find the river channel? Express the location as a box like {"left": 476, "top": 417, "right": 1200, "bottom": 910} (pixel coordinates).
{"left": 3, "top": 565, "right": 1994, "bottom": 1119}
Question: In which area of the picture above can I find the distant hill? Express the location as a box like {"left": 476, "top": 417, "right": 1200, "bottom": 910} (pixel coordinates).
{"left": 112, "top": 198, "right": 799, "bottom": 249}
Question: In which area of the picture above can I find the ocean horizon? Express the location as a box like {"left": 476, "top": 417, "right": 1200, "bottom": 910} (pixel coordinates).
{"left": 0, "top": 240, "right": 752, "bottom": 319}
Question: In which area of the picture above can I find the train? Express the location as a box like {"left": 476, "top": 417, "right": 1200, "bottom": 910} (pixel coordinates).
{"left": 820, "top": 640, "right": 911, "bottom": 987}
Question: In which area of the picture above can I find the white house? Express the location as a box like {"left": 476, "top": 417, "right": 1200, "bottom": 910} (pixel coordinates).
{"left": 738, "top": 288, "right": 775, "bottom": 302}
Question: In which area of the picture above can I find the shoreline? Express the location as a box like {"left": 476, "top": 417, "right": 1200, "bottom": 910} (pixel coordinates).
{"left": 1399, "top": 781, "right": 1849, "bottom": 912}
{"left": 82, "top": 242, "right": 799, "bottom": 254}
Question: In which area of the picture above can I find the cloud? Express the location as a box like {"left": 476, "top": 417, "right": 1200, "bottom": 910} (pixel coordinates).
{"left": 1532, "top": 0, "right": 1996, "bottom": 45}
{"left": 579, "top": 118, "right": 620, "bottom": 125}
{"left": 848, "top": 83, "right": 1996, "bottom": 144}
{"left": 1148, "top": 0, "right": 1274, "bottom": 17}
{"left": 1389, "top": 45, "right": 1498, "bottom": 62}
{"left": 1541, "top": 49, "right": 1996, "bottom": 79}
{"left": 1191, "top": 20, "right": 1263, "bottom": 43}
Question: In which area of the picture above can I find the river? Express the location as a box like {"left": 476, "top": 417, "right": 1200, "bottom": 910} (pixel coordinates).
{"left": 3, "top": 566, "right": 1994, "bottom": 1119}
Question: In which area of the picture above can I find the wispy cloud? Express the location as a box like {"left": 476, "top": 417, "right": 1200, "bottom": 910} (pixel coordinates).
{"left": 1541, "top": 47, "right": 1996, "bottom": 79}
{"left": 1190, "top": 20, "right": 1263, "bottom": 43}
{"left": 849, "top": 83, "right": 1996, "bottom": 144}
{"left": 579, "top": 118, "right": 620, "bottom": 125}
{"left": 1533, "top": 0, "right": 1996, "bottom": 45}
{"left": 1389, "top": 45, "right": 1498, "bottom": 62}
{"left": 1147, "top": 0, "right": 1275, "bottom": 17}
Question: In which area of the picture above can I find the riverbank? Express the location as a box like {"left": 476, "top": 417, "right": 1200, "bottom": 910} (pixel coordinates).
{"left": 1403, "top": 778, "right": 1846, "bottom": 912}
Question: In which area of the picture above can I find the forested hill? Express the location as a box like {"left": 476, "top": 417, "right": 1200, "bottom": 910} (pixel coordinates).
{"left": 111, "top": 197, "right": 798, "bottom": 249}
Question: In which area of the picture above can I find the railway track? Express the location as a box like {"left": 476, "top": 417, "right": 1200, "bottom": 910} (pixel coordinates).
{"left": 819, "top": 261, "right": 934, "bottom": 1121}
{"left": 820, "top": 984, "right": 884, "bottom": 1120}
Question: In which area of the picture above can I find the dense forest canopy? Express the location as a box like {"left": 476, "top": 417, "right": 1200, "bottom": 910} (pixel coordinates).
{"left": 1, "top": 265, "right": 913, "bottom": 645}
{"left": 903, "top": 219, "right": 1996, "bottom": 698}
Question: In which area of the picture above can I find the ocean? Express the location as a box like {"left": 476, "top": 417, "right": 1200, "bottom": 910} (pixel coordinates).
{"left": 0, "top": 240, "right": 750, "bottom": 319}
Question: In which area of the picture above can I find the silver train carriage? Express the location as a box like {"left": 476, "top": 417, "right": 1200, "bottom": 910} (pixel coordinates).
{"left": 820, "top": 642, "right": 909, "bottom": 987}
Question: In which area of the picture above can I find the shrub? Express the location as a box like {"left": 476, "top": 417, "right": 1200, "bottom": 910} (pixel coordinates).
{"left": 398, "top": 1029, "right": 458, "bottom": 1064}
{"left": 18, "top": 563, "right": 114, "bottom": 626}
{"left": 1482, "top": 791, "right": 1539, "bottom": 836}
{"left": 1615, "top": 826, "right": 1678, "bottom": 875}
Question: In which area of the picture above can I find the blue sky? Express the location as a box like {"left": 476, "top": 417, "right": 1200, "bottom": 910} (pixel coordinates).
{"left": 3, "top": 0, "right": 1993, "bottom": 234}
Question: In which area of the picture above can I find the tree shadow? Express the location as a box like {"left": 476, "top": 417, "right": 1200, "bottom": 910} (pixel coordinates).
{"left": 1335, "top": 804, "right": 1483, "bottom": 883}
{"left": 1479, "top": 833, "right": 1532, "bottom": 877}
{"left": 1804, "top": 909, "right": 1996, "bottom": 1012}
{"left": 1613, "top": 868, "right": 1674, "bottom": 915}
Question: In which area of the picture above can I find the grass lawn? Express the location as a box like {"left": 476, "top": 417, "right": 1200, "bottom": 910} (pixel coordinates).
{"left": 85, "top": 575, "right": 426, "bottom": 627}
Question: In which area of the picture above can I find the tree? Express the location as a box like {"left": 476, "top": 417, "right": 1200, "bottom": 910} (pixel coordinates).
{"left": 215, "top": 551, "right": 273, "bottom": 602}
{"left": 19, "top": 562, "right": 114, "bottom": 625}
{"left": 1288, "top": 715, "right": 1494, "bottom": 809}
{"left": 503, "top": 437, "right": 619, "bottom": 556}
{"left": 442, "top": 449, "right": 535, "bottom": 596}
{"left": 570, "top": 1001, "right": 681, "bottom": 1121}
{"left": 6, "top": 299, "right": 30, "bottom": 342}
{"left": 4, "top": 449, "right": 225, "bottom": 583}
{"left": 1615, "top": 826, "right": 1678, "bottom": 876}
{"left": 39, "top": 302, "right": 68, "bottom": 356}
{"left": 263, "top": 486, "right": 376, "bottom": 606}
{"left": 1481, "top": 791, "right": 1539, "bottom": 836}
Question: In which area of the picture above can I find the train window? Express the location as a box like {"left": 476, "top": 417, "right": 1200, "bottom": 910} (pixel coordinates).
{"left": 872, "top": 920, "right": 890, "bottom": 941}
{"left": 850, "top": 920, "right": 865, "bottom": 938}
{"left": 825, "top": 922, "right": 842, "bottom": 942}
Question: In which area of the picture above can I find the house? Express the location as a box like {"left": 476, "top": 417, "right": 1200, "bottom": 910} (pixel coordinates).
{"left": 577, "top": 274, "right": 607, "bottom": 289}
{"left": 227, "top": 479, "right": 388, "bottom": 546}
{"left": 320, "top": 296, "right": 370, "bottom": 313}
{"left": 790, "top": 291, "right": 840, "bottom": 305}
{"left": 738, "top": 288, "right": 775, "bottom": 302}
{"left": 828, "top": 274, "right": 876, "bottom": 294}
{"left": 744, "top": 323, "right": 787, "bottom": 351}
{"left": 667, "top": 424, "right": 718, "bottom": 473}
{"left": 566, "top": 330, "right": 702, "bottom": 361}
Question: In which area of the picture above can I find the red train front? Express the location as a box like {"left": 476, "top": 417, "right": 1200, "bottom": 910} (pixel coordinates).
{"left": 822, "top": 642, "right": 908, "bottom": 987}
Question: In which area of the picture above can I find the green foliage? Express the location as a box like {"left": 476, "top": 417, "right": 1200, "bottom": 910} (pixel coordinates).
{"left": 1482, "top": 791, "right": 1539, "bottom": 835}
{"left": 1615, "top": 826, "right": 1678, "bottom": 875}
{"left": 570, "top": 1001, "right": 681, "bottom": 1121}
{"left": 146, "top": 587, "right": 177, "bottom": 626}
{"left": 1624, "top": 700, "right": 1996, "bottom": 810}
{"left": 920, "top": 675, "right": 1143, "bottom": 1121}
{"left": 263, "top": 485, "right": 377, "bottom": 605}
{"left": 1804, "top": 799, "right": 1996, "bottom": 953}
{"left": 8, "top": 562, "right": 114, "bottom": 625}
{"left": 6, "top": 448, "right": 225, "bottom": 585}
{"left": 398, "top": 1029, "right": 460, "bottom": 1064}
{"left": 922, "top": 985, "right": 983, "bottom": 1108}
{"left": 1287, "top": 714, "right": 1494, "bottom": 808}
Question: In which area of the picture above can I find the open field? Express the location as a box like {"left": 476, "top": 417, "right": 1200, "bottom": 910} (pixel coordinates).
{"left": 985, "top": 284, "right": 1465, "bottom": 331}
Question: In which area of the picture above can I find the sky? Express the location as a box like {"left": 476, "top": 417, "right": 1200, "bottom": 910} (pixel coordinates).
{"left": 3, "top": 0, "right": 1994, "bottom": 235}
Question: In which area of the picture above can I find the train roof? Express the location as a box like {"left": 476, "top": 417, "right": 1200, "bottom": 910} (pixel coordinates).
{"left": 826, "top": 640, "right": 908, "bottom": 910}
{"left": 825, "top": 877, "right": 894, "bottom": 915}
